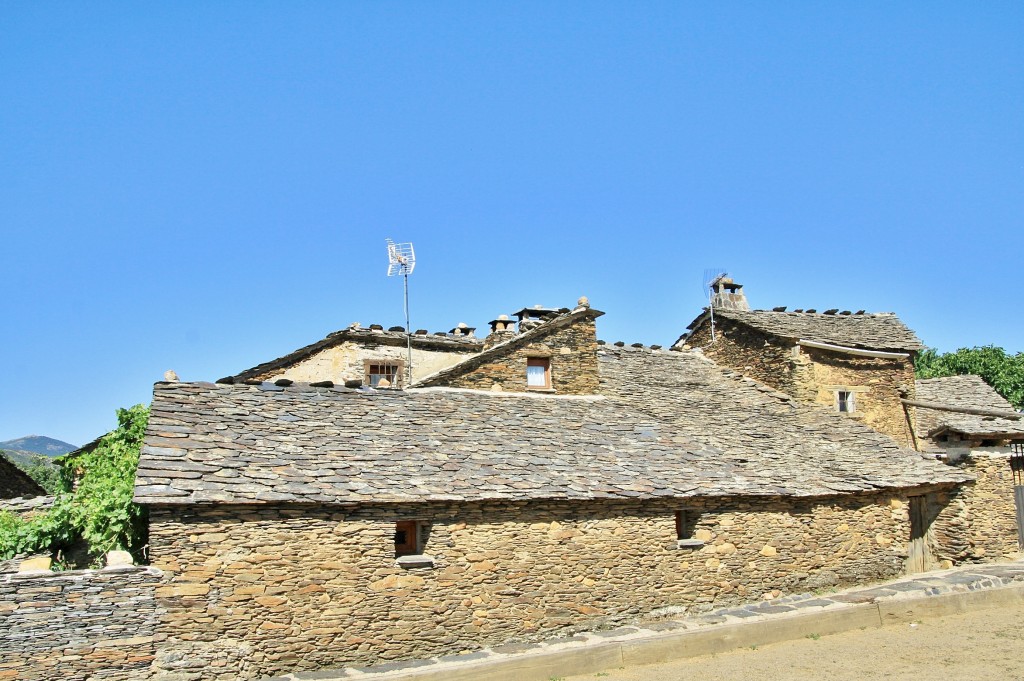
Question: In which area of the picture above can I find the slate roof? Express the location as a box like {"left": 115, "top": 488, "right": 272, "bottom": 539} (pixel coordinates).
{"left": 683, "top": 309, "right": 924, "bottom": 352}
{"left": 231, "top": 326, "right": 483, "bottom": 382}
{"left": 0, "top": 453, "right": 46, "bottom": 500}
{"left": 915, "top": 375, "right": 1024, "bottom": 439}
{"left": 135, "top": 349, "right": 965, "bottom": 506}
{"left": 597, "top": 346, "right": 963, "bottom": 493}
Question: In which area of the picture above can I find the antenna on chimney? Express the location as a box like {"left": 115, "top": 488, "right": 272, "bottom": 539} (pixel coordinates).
{"left": 701, "top": 268, "right": 727, "bottom": 343}
{"left": 386, "top": 238, "right": 416, "bottom": 386}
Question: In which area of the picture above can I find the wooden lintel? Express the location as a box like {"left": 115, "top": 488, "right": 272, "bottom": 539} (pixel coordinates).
{"left": 900, "top": 398, "right": 1023, "bottom": 420}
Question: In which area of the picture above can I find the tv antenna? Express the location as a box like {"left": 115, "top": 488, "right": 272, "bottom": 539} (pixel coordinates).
{"left": 386, "top": 238, "right": 416, "bottom": 386}
{"left": 701, "top": 268, "right": 727, "bottom": 343}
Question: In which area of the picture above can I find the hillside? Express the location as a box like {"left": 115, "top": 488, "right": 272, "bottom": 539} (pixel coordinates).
{"left": 0, "top": 436, "right": 77, "bottom": 457}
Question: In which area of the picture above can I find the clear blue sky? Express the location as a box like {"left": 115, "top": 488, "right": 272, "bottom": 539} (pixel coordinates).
{"left": 2, "top": 3, "right": 1022, "bottom": 446}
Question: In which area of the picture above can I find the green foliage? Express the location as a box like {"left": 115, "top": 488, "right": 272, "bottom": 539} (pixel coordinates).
{"left": 915, "top": 346, "right": 1024, "bottom": 409}
{"left": 0, "top": 405, "right": 149, "bottom": 567}
{"left": 14, "top": 454, "right": 65, "bottom": 495}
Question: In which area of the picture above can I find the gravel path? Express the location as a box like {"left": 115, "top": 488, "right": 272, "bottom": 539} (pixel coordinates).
{"left": 564, "top": 602, "right": 1024, "bottom": 681}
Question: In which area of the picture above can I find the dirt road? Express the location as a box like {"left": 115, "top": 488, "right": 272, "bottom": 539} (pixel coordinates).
{"left": 564, "top": 603, "right": 1024, "bottom": 681}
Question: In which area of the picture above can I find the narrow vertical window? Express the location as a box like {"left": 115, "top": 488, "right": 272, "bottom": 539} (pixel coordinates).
{"left": 837, "top": 390, "right": 855, "bottom": 413}
{"left": 394, "top": 520, "right": 419, "bottom": 556}
{"left": 675, "top": 510, "right": 703, "bottom": 548}
{"left": 526, "top": 357, "right": 551, "bottom": 389}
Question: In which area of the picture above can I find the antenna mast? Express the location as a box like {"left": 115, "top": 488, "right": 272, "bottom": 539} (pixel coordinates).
{"left": 386, "top": 238, "right": 416, "bottom": 386}
{"left": 701, "top": 268, "right": 727, "bottom": 343}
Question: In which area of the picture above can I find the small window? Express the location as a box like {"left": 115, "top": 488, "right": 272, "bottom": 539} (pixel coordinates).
{"left": 675, "top": 510, "right": 700, "bottom": 540}
{"left": 837, "top": 390, "right": 856, "bottom": 413}
{"left": 675, "top": 510, "right": 704, "bottom": 548}
{"left": 526, "top": 357, "right": 551, "bottom": 389}
{"left": 394, "top": 520, "right": 418, "bottom": 556}
{"left": 366, "top": 361, "right": 402, "bottom": 389}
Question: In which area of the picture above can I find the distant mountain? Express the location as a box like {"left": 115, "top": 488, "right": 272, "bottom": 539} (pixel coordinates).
{"left": 0, "top": 435, "right": 77, "bottom": 457}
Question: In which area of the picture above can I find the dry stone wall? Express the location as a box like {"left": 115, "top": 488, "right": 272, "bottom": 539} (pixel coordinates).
{"left": 0, "top": 566, "right": 163, "bottom": 681}
{"left": 683, "top": 318, "right": 799, "bottom": 395}
{"left": 148, "top": 494, "right": 913, "bottom": 679}
{"left": 930, "top": 449, "right": 1022, "bottom": 564}
{"left": 797, "top": 347, "right": 917, "bottom": 447}
{"left": 439, "top": 319, "right": 600, "bottom": 394}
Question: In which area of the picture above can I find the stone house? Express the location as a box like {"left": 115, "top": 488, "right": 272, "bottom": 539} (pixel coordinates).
{"left": 135, "top": 298, "right": 983, "bottom": 679}
{"left": 910, "top": 374, "right": 1024, "bottom": 562}
{"left": 676, "top": 277, "right": 924, "bottom": 447}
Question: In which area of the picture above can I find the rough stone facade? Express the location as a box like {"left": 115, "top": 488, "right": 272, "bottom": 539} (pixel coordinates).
{"left": 431, "top": 318, "right": 601, "bottom": 395}
{"left": 684, "top": 318, "right": 917, "bottom": 446}
{"left": 148, "top": 494, "right": 914, "bottom": 679}
{"left": 796, "top": 346, "right": 917, "bottom": 447}
{"left": 0, "top": 566, "right": 163, "bottom": 681}
{"left": 685, "top": 317, "right": 798, "bottom": 394}
{"left": 929, "top": 449, "right": 1022, "bottom": 564}
{"left": 251, "top": 341, "right": 474, "bottom": 387}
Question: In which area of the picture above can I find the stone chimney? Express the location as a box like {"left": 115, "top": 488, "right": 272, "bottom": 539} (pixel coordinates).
{"left": 485, "top": 314, "right": 516, "bottom": 349}
{"left": 709, "top": 276, "right": 750, "bottom": 311}
{"left": 512, "top": 305, "right": 561, "bottom": 333}
{"left": 449, "top": 322, "right": 476, "bottom": 338}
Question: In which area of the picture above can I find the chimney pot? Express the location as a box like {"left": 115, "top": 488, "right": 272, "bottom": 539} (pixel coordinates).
{"left": 709, "top": 276, "right": 750, "bottom": 311}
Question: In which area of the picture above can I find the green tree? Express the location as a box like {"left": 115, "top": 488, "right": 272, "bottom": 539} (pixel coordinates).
{"left": 15, "top": 454, "right": 64, "bottom": 495}
{"left": 915, "top": 346, "right": 1024, "bottom": 409}
{"left": 0, "top": 404, "right": 149, "bottom": 567}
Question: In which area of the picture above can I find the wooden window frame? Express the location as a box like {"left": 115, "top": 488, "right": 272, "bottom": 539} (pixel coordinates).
{"left": 365, "top": 360, "right": 404, "bottom": 389}
{"left": 526, "top": 357, "right": 551, "bottom": 390}
{"left": 394, "top": 520, "right": 419, "bottom": 556}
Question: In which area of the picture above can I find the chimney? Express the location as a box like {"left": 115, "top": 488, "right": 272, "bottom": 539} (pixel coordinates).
{"left": 709, "top": 276, "right": 750, "bottom": 311}
{"left": 449, "top": 322, "right": 476, "bottom": 338}
{"left": 512, "top": 304, "right": 561, "bottom": 333}
{"left": 485, "top": 314, "right": 516, "bottom": 349}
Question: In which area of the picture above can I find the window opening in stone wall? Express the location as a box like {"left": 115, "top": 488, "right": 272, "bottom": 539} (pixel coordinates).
{"left": 675, "top": 510, "right": 704, "bottom": 548}
{"left": 837, "top": 390, "right": 856, "bottom": 413}
{"left": 526, "top": 357, "right": 551, "bottom": 389}
{"left": 394, "top": 520, "right": 418, "bottom": 556}
{"left": 367, "top": 361, "right": 402, "bottom": 389}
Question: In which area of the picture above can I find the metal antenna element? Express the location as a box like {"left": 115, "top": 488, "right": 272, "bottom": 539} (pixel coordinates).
{"left": 701, "top": 268, "right": 727, "bottom": 343}
{"left": 386, "top": 239, "right": 416, "bottom": 386}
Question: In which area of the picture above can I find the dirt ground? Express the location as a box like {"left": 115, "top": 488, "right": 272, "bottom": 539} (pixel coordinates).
{"left": 564, "top": 602, "right": 1024, "bottom": 681}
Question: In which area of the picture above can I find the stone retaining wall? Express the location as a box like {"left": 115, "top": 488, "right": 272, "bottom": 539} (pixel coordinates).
{"left": 0, "top": 565, "right": 163, "bottom": 681}
{"left": 148, "top": 493, "right": 914, "bottom": 679}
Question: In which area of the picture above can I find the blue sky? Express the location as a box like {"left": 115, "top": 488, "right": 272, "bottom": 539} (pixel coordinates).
{"left": 2, "top": 3, "right": 1022, "bottom": 446}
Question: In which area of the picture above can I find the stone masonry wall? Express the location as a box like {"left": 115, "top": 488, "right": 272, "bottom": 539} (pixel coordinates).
{"left": 684, "top": 320, "right": 916, "bottom": 447}
{"left": 149, "top": 493, "right": 915, "bottom": 679}
{"left": 254, "top": 341, "right": 474, "bottom": 386}
{"left": 798, "top": 347, "right": 917, "bottom": 447}
{"left": 930, "top": 449, "right": 1021, "bottom": 564}
{"left": 439, "top": 319, "right": 600, "bottom": 394}
{"left": 0, "top": 566, "right": 163, "bottom": 681}
{"left": 683, "top": 318, "right": 799, "bottom": 396}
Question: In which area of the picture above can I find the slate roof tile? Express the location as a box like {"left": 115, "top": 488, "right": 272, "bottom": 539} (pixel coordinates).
{"left": 135, "top": 346, "right": 966, "bottom": 505}
{"left": 915, "top": 375, "right": 1024, "bottom": 438}
{"left": 686, "top": 309, "right": 924, "bottom": 351}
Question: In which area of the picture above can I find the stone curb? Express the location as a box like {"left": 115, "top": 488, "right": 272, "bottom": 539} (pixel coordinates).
{"left": 265, "top": 561, "right": 1024, "bottom": 681}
